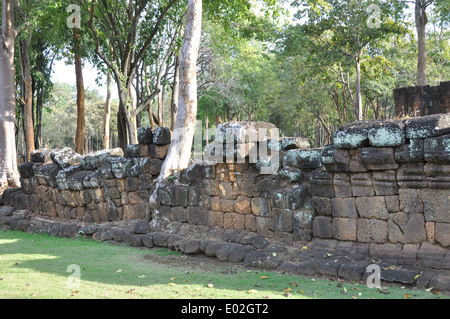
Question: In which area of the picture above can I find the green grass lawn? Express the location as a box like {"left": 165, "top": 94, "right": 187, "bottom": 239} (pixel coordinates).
{"left": 0, "top": 230, "right": 446, "bottom": 300}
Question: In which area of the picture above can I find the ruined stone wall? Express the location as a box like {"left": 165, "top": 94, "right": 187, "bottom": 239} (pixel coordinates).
{"left": 2, "top": 115, "right": 449, "bottom": 252}
{"left": 7, "top": 127, "right": 172, "bottom": 223}
{"left": 311, "top": 114, "right": 450, "bottom": 248}
{"left": 394, "top": 81, "right": 450, "bottom": 116}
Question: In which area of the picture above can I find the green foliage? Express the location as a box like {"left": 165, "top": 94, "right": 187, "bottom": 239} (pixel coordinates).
{"left": 41, "top": 82, "right": 119, "bottom": 150}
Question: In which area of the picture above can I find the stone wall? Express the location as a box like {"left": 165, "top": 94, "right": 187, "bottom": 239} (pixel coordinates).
{"left": 311, "top": 115, "right": 450, "bottom": 248}
{"left": 2, "top": 115, "right": 449, "bottom": 251}
{"left": 7, "top": 127, "right": 172, "bottom": 223}
{"left": 394, "top": 81, "right": 450, "bottom": 116}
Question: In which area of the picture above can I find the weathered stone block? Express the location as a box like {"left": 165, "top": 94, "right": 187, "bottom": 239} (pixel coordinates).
{"left": 254, "top": 176, "right": 280, "bottom": 196}
{"left": 397, "top": 163, "right": 426, "bottom": 189}
{"left": 348, "top": 149, "right": 367, "bottom": 172}
{"left": 148, "top": 144, "right": 170, "bottom": 159}
{"left": 18, "top": 162, "right": 35, "bottom": 178}
{"left": 367, "top": 120, "right": 405, "bottom": 147}
{"left": 333, "top": 173, "right": 352, "bottom": 197}
{"left": 34, "top": 163, "right": 60, "bottom": 187}
{"left": 422, "top": 189, "right": 450, "bottom": 223}
{"left": 435, "top": 222, "right": 450, "bottom": 247}
{"left": 310, "top": 169, "right": 335, "bottom": 198}
{"left": 425, "top": 221, "right": 435, "bottom": 243}
{"left": 356, "top": 219, "right": 388, "bottom": 243}
{"left": 423, "top": 163, "right": 450, "bottom": 189}
{"left": 203, "top": 179, "right": 219, "bottom": 196}
{"left": 208, "top": 211, "right": 224, "bottom": 227}
{"left": 137, "top": 127, "right": 153, "bottom": 144}
{"left": 332, "top": 218, "right": 357, "bottom": 241}
{"left": 278, "top": 167, "right": 303, "bottom": 182}
{"left": 224, "top": 213, "right": 245, "bottom": 230}
{"left": 187, "top": 207, "right": 207, "bottom": 225}
{"left": 218, "top": 182, "right": 238, "bottom": 200}
{"left": 153, "top": 127, "right": 171, "bottom": 145}
{"left": 385, "top": 195, "right": 399, "bottom": 213}
{"left": 272, "top": 208, "right": 293, "bottom": 232}
{"left": 293, "top": 208, "right": 315, "bottom": 229}
{"left": 78, "top": 148, "right": 124, "bottom": 170}
{"left": 331, "top": 197, "right": 357, "bottom": 218}
{"left": 67, "top": 170, "right": 91, "bottom": 191}
{"left": 334, "top": 121, "right": 369, "bottom": 149}
{"left": 251, "top": 197, "right": 270, "bottom": 217}
{"left": 394, "top": 139, "right": 424, "bottom": 163}
{"left": 424, "top": 133, "right": 450, "bottom": 164}
{"left": 282, "top": 149, "right": 322, "bottom": 170}
{"left": 31, "top": 148, "right": 53, "bottom": 163}
{"left": 388, "top": 213, "right": 426, "bottom": 243}
{"left": 234, "top": 196, "right": 251, "bottom": 214}
{"left": 125, "top": 144, "right": 149, "bottom": 158}
{"left": 312, "top": 197, "right": 332, "bottom": 216}
{"left": 404, "top": 113, "right": 450, "bottom": 139}
{"left": 399, "top": 189, "right": 423, "bottom": 214}
{"left": 369, "top": 243, "right": 402, "bottom": 264}
{"left": 361, "top": 147, "right": 398, "bottom": 170}
{"left": 355, "top": 196, "right": 389, "bottom": 220}
{"left": 351, "top": 172, "right": 374, "bottom": 197}
{"left": 244, "top": 214, "right": 257, "bottom": 232}
{"left": 321, "top": 145, "right": 350, "bottom": 172}
{"left": 312, "top": 216, "right": 332, "bottom": 239}
{"left": 219, "top": 199, "right": 234, "bottom": 213}
{"left": 372, "top": 170, "right": 398, "bottom": 196}
{"left": 51, "top": 147, "right": 80, "bottom": 169}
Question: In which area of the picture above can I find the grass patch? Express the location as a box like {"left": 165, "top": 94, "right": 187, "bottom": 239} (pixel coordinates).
{"left": 0, "top": 230, "right": 446, "bottom": 299}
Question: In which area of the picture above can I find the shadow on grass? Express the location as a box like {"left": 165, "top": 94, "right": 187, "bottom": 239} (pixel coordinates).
{"left": 0, "top": 230, "right": 446, "bottom": 300}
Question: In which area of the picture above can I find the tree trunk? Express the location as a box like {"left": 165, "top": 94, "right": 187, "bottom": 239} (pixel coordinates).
{"left": 21, "top": 34, "right": 35, "bottom": 162}
{"left": 0, "top": 0, "right": 20, "bottom": 187}
{"left": 148, "top": 0, "right": 202, "bottom": 223}
{"left": 74, "top": 27, "right": 86, "bottom": 155}
{"left": 103, "top": 71, "right": 112, "bottom": 149}
{"left": 171, "top": 56, "right": 180, "bottom": 131}
{"left": 415, "top": 0, "right": 428, "bottom": 86}
{"left": 355, "top": 56, "right": 363, "bottom": 121}
{"left": 158, "top": 0, "right": 202, "bottom": 180}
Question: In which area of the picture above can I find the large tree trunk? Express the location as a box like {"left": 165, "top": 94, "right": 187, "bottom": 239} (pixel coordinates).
{"left": 415, "top": 0, "right": 429, "bottom": 86}
{"left": 74, "top": 27, "right": 86, "bottom": 155}
{"left": 147, "top": 0, "right": 202, "bottom": 223}
{"left": 171, "top": 56, "right": 180, "bottom": 131}
{"left": 158, "top": 0, "right": 202, "bottom": 180}
{"left": 103, "top": 71, "right": 112, "bottom": 149}
{"left": 21, "top": 34, "right": 35, "bottom": 162}
{"left": 0, "top": 0, "right": 20, "bottom": 187}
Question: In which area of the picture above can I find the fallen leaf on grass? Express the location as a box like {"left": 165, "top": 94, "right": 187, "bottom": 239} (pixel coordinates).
{"left": 298, "top": 289, "right": 305, "bottom": 294}
{"left": 282, "top": 287, "right": 292, "bottom": 292}
{"left": 127, "top": 289, "right": 135, "bottom": 294}
{"left": 404, "top": 293, "right": 411, "bottom": 299}
{"left": 207, "top": 283, "right": 214, "bottom": 288}
{"left": 431, "top": 289, "right": 441, "bottom": 295}
{"left": 168, "top": 283, "right": 176, "bottom": 286}
{"left": 290, "top": 282, "right": 298, "bottom": 287}
{"left": 248, "top": 289, "right": 258, "bottom": 294}
{"left": 260, "top": 276, "right": 268, "bottom": 280}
